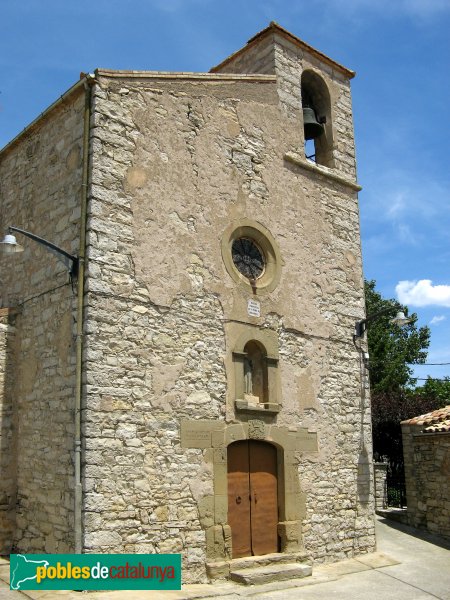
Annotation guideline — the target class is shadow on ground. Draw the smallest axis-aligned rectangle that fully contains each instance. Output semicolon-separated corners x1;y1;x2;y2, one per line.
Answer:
379;516;450;551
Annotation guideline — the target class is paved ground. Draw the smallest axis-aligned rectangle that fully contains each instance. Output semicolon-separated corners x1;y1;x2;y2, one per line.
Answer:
1;516;449;600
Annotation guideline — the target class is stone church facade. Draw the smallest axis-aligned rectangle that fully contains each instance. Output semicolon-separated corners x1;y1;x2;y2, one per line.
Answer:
0;23;375;583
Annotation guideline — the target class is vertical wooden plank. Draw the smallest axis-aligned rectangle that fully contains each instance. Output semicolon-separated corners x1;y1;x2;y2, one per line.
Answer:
227;441;251;558
249;441;279;555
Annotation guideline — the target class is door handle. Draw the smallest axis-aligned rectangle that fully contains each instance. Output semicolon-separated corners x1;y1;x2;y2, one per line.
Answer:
236;496;242;504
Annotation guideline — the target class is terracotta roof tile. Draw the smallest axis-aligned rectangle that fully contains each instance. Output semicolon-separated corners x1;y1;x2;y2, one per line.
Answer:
401;405;450;433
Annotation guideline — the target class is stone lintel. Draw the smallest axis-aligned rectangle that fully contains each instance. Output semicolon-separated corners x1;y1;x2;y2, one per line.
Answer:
269;426;318;452
181;420;317;452
296;428;319;452
224;423;247;446
180;420;225;448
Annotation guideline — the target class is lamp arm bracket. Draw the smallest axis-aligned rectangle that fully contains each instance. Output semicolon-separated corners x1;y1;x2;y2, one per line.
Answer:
9;226;79;276
354;305;400;338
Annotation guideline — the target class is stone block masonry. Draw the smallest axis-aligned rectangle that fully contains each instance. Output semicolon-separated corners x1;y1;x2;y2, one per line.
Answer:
373;462;387;511
0;309;17;553
0;87;85;553
402;420;450;538
82;63;373;581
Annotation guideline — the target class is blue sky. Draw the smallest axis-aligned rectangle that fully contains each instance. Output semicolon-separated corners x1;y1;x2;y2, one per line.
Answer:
1;0;449;382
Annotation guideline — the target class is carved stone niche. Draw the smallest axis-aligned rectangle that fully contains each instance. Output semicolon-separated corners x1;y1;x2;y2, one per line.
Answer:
231;326;281;415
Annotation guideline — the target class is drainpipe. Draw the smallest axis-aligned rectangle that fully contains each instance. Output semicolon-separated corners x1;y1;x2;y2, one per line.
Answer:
74;73;95;553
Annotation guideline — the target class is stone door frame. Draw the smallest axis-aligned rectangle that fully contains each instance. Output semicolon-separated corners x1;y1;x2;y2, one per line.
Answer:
180;418;318;577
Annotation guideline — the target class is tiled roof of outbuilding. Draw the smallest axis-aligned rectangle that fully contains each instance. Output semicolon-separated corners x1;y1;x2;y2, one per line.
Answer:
401;405;450;433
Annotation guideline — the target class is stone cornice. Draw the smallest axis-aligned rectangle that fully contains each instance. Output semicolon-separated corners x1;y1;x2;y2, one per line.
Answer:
96;69;276;83
284;151;362;192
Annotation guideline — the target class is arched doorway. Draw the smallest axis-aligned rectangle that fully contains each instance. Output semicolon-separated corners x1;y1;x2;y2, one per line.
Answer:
227;440;279;558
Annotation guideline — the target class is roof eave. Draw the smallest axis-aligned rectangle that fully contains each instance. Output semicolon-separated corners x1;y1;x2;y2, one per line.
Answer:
0;75;92;160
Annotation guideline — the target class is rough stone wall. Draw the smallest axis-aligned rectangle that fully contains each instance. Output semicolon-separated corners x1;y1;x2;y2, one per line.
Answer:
0;309;17;553
402;426;450;538
84;68;373;582
0;90;84;552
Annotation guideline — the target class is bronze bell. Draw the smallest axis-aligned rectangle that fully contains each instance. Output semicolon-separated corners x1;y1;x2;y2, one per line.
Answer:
303;107;324;140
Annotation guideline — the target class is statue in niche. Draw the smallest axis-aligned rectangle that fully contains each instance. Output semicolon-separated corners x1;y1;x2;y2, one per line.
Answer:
246;341;268;404
243;353;261;405
244;357;253;395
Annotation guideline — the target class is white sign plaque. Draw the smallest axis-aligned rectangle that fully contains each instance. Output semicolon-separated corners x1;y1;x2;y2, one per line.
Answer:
247;299;261;317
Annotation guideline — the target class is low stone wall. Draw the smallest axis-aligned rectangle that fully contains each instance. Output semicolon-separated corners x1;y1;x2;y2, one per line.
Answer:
402;425;450;538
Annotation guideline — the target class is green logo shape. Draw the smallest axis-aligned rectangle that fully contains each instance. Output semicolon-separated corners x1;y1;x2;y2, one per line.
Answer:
10;554;181;591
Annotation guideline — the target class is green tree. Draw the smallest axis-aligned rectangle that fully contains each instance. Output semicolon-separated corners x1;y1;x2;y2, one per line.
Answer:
364;280;432;484
364;279;430;394
409;376;450;407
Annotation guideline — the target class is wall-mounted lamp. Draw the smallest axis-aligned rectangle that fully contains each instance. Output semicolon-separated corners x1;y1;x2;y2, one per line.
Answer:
354;306;412;339
0;226;79;277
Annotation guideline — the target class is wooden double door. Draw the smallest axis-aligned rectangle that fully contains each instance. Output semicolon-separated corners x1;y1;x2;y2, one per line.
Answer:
227;440;279;558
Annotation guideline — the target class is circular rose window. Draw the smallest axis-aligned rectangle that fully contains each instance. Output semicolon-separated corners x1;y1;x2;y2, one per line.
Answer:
221;219;282;295
231;237;265;280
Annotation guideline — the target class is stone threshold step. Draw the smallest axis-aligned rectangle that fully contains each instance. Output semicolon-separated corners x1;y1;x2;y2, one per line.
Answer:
230;551;308;571
230;562;312;585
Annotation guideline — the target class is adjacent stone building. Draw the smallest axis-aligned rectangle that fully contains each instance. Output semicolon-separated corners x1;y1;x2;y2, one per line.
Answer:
401;406;450;539
0;22;375;583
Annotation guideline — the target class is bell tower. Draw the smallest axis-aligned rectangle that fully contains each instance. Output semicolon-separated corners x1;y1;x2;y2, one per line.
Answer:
208;21;370;573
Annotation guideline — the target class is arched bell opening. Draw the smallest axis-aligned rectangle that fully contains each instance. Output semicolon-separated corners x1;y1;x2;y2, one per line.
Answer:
301;70;334;168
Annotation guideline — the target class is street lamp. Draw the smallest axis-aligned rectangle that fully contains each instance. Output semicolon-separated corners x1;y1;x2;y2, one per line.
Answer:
0;226;79;277
354;306;412;340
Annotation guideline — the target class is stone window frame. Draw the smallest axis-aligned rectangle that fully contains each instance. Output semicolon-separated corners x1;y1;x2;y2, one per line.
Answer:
221;218;282;296
231;326;281;415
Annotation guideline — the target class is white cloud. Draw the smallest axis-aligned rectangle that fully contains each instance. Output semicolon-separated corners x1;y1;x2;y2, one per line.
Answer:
430;315;446;325
361;173;448;251
386;191;407;219
396;279;450;307
365;176;446;225
397;223;418;245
